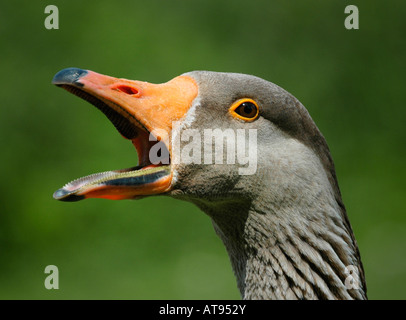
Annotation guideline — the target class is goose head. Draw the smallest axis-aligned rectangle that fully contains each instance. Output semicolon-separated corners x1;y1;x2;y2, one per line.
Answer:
52;68;367;299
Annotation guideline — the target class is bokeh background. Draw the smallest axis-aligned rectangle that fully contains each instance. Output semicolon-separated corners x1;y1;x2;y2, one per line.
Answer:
0;0;405;299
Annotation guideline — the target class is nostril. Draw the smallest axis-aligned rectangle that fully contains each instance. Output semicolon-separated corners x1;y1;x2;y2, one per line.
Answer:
115;85;139;95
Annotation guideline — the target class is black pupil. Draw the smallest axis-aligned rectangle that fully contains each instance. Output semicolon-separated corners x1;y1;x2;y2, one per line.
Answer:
239;102;256;117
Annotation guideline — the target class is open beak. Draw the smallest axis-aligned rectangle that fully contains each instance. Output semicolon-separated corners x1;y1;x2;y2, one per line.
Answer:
52;68;197;201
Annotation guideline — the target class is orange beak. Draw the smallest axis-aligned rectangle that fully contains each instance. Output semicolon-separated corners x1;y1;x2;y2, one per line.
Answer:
52;68;198;201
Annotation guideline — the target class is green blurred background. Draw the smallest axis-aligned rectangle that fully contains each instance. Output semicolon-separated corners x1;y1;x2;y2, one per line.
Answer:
0;0;405;299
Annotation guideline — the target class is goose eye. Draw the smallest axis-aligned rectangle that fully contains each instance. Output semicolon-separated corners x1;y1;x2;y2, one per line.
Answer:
229;99;259;121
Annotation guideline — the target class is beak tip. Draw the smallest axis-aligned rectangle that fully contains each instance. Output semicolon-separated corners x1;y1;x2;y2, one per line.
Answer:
52;68;88;86
53;188;85;202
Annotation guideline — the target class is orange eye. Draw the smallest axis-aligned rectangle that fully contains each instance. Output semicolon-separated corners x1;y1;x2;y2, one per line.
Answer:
229;98;259;121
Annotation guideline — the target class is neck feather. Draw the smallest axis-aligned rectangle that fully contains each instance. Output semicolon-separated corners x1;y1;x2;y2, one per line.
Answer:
195;190;367;300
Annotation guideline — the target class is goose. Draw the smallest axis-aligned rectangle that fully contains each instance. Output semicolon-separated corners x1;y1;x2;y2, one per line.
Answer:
52;68;367;300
